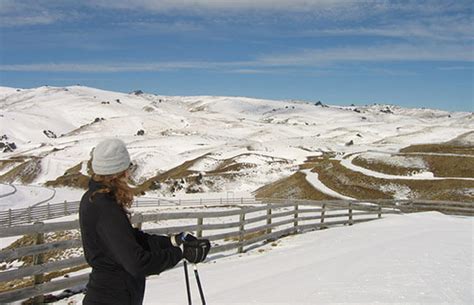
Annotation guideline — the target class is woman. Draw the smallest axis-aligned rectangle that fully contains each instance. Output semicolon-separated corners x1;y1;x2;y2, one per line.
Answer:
79;139;210;305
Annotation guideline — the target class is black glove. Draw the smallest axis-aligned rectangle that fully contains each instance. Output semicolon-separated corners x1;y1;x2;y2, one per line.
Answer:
171;232;197;247
183;239;211;264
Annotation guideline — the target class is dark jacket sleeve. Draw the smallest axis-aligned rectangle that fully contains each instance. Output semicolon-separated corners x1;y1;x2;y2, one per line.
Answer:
133;228;151;250
96;201;182;278
133;228;174;250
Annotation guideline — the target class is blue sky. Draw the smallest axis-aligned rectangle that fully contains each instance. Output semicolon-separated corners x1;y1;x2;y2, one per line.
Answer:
0;0;472;111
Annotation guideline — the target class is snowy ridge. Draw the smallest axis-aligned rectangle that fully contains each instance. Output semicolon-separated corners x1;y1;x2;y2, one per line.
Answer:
0;85;473;196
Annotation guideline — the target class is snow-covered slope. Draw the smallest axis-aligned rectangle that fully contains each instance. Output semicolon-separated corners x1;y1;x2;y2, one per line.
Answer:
57;212;473;305
0;85;473;197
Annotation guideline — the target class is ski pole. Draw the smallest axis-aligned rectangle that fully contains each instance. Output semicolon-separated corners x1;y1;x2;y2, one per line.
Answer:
193;264;206;305
183;261;192;305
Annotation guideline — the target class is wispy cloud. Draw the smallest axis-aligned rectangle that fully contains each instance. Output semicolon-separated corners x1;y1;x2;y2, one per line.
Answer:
437;65;473;71
0;0;77;27
300;20;474;42
88;0;355;13
1;42;472;73
0;61;250;73
258;44;474;66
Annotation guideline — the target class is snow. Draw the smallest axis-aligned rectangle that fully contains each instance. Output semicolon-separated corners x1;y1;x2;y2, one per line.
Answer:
357;152;428;169
54;212;473;305
0;185;55;210
1;85;472;193
0;185;84;211
302;169;355;200
1;86;473;305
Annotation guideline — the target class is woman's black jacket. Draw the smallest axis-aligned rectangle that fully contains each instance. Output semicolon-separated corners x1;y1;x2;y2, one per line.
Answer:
79;179;183;305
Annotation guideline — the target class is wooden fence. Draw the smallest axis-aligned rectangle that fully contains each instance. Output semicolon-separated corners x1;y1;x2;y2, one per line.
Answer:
0;197;260;227
0;199;398;304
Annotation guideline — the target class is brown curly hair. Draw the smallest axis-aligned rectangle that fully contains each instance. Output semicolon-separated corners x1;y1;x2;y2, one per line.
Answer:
89;171;134;212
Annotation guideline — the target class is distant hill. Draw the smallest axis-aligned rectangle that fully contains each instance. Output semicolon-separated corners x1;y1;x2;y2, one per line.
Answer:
0;85;473;201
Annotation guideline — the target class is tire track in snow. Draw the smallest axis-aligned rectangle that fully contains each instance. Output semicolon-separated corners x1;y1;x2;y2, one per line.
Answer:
341;152;474;181
0;184;17;198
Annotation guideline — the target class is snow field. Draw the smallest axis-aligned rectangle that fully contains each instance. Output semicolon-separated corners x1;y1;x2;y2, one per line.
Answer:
54;212;473;305
2;85;473;196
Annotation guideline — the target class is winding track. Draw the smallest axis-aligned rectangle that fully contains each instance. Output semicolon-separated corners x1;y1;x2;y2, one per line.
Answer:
339;151;474;181
0;184;17;198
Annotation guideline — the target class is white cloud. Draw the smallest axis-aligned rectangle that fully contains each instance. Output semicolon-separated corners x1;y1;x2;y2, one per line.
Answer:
301;20;474;42
1;43;472;73
0;14;59;26
0;61;250;73
0;1;70;26
257;44;474;66
89;0;355;12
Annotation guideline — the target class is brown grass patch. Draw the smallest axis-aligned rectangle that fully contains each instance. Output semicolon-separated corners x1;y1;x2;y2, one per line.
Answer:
136;154;210;194
352;156;423;176
209;162;256;174
0;158;42;184
0;230;85;293
422;155;474;178
224;230;267;242
0;264;89;293
352;153;473;178
400;144;474;155
45;162;91;189
254;171;336;200
312;159;474;201
313;159;391;199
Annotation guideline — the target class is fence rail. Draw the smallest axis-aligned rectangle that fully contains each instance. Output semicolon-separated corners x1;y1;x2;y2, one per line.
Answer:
1;196;472;228
0;197;260;227
0;199;404;303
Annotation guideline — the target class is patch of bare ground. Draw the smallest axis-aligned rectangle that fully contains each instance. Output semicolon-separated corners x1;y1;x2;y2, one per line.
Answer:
312;159;474;201
400;143;474;155
0;230;86;293
352;156;423;176
0;157;25;174
312;159;391;199
421;155;474;178
225;230;267;242
0;157;42;184
45;162;91;189
138;152;290;195
254;171;336;200
136;153;211;194
208;162;256;174
208;153;288;174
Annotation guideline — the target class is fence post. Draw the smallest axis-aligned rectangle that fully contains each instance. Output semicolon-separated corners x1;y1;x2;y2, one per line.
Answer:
158;199;160;206
220;197;222;205
197;217;203;238
47;202;51;219
32;222;45;305
238;209;246;253
266;203;272;241
64;200;68;215
200;198;202;206
378;205;382;218
27;207;32;223
320;203;326;229
293;204;299;233
8;208;12;227
348;202;353;226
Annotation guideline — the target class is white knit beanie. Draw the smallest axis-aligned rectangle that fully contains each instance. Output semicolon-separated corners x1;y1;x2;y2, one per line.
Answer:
92;139;131;175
